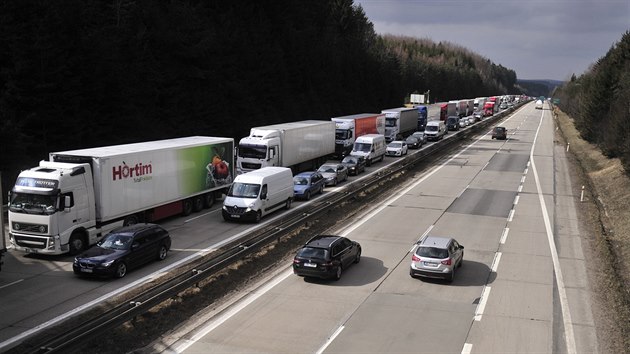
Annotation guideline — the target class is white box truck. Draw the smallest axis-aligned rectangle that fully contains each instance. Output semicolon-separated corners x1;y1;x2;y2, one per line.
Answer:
222;167;294;223
381;107;417;143
237;120;335;174
8;136;234;255
331;113;385;159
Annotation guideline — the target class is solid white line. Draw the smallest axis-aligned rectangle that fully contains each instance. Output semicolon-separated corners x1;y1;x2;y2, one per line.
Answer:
474;286;491;321
0;279;24;290
316;325;345;354
508;209;515;222
172;268;293;353
0;221;271;352
491;252;502;273
530;109;577;353
461;343;473;354
500;228;510;244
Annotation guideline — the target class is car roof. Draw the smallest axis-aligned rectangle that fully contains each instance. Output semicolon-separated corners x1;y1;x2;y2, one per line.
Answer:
419;236;453;249
304;235;342;248
111;223;160;235
295;171;316;177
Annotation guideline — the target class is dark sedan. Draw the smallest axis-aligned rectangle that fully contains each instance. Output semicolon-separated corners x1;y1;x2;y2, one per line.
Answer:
73;223;171;278
293;235;361;280
492;126;508;140
341;155;366;175
404;135;423;149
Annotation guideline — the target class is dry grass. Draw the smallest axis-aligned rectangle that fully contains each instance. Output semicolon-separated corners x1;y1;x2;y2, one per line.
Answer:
554;107;630;353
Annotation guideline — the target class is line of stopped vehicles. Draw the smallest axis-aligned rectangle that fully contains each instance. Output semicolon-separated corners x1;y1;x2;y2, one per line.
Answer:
5;95;533;279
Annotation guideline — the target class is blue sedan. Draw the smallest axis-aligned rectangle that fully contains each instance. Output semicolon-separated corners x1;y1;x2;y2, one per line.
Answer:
293;171;326;200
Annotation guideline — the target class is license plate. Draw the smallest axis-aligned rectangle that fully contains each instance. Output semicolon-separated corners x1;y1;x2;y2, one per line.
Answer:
304;263;317;268
232;214;240;218
80;268;93;273
25;248;37;254
424;262;438;266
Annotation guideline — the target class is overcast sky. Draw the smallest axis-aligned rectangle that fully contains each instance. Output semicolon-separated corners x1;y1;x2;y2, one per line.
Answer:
354;0;629;81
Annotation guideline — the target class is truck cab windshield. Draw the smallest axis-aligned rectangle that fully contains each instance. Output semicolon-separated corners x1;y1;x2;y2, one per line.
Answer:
9;192;57;215
385;118;397;127
228;182;261;198
238;144;267;159
335;129;350;140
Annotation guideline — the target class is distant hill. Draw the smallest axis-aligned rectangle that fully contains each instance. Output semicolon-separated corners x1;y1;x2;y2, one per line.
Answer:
516;79;565;97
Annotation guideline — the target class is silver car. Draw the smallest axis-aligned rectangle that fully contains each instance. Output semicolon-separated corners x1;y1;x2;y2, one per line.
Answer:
317;163;349;186
409;236;464;282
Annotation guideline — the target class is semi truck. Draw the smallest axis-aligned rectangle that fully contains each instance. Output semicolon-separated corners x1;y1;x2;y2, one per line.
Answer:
237;120;335;174
331;113;385;159
474;97;487;112
8;136;234;255
483;101;496;116
381;107;418;143
416;105;428;131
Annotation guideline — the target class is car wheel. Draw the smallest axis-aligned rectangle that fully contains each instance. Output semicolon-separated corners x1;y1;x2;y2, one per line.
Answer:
458;252;464;268
157;244;168;261
354;249;361;264
333;178;338;186
305;191;311;200
320;184;324;194
409;268;416;278
114;262;127;278
447;268;455;283
334;266;342;281
285;198;292;210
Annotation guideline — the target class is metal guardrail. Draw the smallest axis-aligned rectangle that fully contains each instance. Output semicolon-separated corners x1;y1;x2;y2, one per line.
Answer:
14;105;520;354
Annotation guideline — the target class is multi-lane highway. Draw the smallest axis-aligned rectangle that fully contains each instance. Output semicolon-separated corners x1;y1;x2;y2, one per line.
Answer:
0;102;598;353
152;102;597;353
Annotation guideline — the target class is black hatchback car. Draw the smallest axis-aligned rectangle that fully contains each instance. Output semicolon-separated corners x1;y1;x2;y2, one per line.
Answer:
73;223;171;278
492;126;507;140
293;235;361;280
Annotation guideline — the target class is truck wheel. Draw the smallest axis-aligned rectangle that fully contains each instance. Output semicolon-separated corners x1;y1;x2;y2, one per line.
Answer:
182;199;193;216
123;214;140;226
68;233;86;255
193;196;204;212
203;193;215;208
114;262;127;278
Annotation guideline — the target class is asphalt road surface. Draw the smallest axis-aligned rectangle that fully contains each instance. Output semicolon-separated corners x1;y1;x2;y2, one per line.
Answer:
159;102;597;353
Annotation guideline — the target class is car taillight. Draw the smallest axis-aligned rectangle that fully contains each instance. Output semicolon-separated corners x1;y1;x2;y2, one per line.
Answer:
412;255;421;262
441;258;452;265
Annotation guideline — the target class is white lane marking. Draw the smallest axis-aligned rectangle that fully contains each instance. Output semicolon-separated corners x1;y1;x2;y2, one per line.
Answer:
316;325;345;354
524;168;528;174
474;286;491;321
514;195;520;205
491;252;502;273
518;185;523;193
521;176;526;183
0;221;273;352
530;109;577;353
0;279;24;290
500;228;510;244
508;209;515;222
462;343;473;354
172;268;293;353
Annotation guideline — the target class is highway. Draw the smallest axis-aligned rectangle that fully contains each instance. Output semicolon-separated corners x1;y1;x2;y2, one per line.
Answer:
155;102;597;353
0;101;598;353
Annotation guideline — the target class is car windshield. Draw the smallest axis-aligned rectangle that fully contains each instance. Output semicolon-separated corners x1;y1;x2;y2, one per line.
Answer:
342;157;357;164
318;165;336;173
99;234;133;250
227;182;260;198
297;247;329;260
425;125;438;132
353;142;371;152
293;177;309;185
389;142;401;148
416;246;449;259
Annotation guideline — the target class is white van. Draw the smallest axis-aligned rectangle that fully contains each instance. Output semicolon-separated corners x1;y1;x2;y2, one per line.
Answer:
424;120;447;141
222;167;294;222
350;134;386;166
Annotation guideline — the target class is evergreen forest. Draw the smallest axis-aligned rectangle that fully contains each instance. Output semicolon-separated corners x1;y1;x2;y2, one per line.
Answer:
553;31;630;174
1;0;524;196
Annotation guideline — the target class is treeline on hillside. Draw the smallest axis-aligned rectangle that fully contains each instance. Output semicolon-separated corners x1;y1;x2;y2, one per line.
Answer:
0;0;519;198
553;31;630;174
